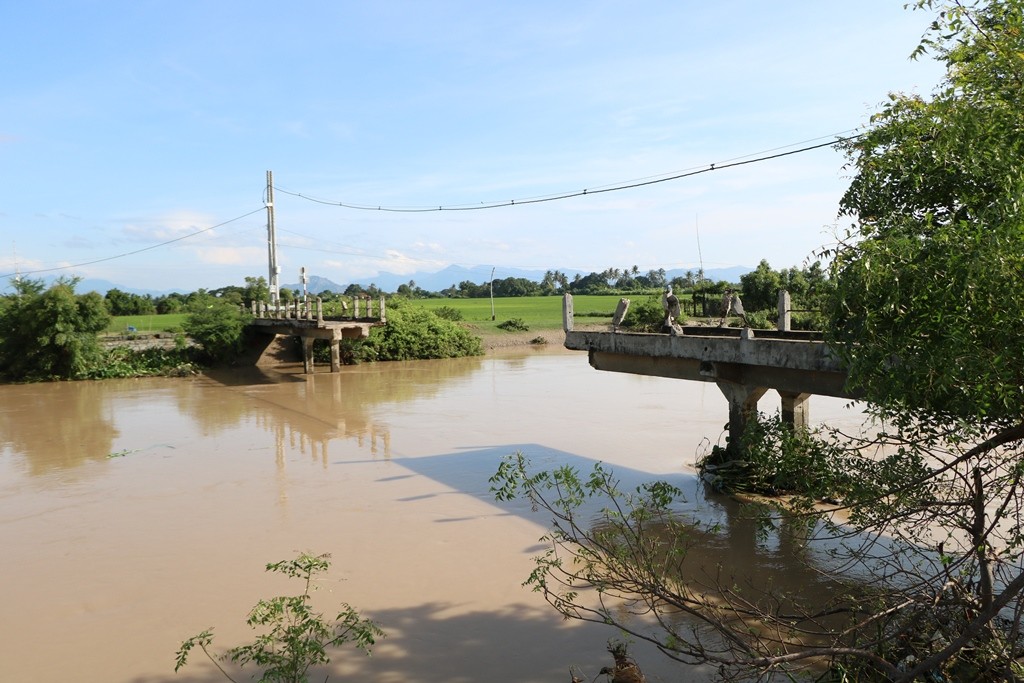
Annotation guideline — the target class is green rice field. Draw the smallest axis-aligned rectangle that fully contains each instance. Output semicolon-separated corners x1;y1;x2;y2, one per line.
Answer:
102;293;668;336
409;293;661;332
106;313;187;334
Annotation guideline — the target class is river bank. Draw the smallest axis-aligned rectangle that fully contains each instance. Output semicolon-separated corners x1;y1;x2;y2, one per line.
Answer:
475;327;567;351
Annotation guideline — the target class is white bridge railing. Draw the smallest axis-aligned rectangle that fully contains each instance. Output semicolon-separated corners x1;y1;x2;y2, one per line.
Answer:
250;296;386;324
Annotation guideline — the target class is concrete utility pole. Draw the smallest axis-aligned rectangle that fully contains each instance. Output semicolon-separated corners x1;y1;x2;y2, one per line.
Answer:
266;170;280;304
489;266;496;321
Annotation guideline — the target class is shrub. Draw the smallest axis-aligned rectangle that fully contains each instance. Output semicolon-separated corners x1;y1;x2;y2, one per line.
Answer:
697;412;855;503
183;299;252;363
85;347;197;379
497;318;529;332
361;306;482;361
0;277;110;381
742;309;772;329
432;305;463;321
176;553;383;683
622;296;664;332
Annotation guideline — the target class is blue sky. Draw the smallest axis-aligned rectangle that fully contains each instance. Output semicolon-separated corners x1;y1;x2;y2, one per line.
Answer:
2;2;945;292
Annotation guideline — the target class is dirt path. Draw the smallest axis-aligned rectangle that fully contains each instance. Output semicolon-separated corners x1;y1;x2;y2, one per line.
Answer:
476;328;568;351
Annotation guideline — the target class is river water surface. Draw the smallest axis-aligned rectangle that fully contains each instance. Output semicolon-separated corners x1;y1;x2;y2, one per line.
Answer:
0;347;863;682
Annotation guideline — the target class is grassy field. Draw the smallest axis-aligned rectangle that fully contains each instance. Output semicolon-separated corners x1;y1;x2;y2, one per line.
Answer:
106;313;187;334
409;294;659;332
101;293;667;336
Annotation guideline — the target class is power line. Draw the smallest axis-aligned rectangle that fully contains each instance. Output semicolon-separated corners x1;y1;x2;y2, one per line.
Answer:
274;133;860;213
0;207;265;280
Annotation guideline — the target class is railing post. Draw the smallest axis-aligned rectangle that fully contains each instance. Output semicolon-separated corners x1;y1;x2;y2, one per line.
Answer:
778;290;791;332
316;297;323;324
379;295;386;322
562;293;574;332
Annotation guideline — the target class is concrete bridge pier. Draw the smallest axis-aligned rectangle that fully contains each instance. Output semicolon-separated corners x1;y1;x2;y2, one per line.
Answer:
298;337;345;373
716;381;768;453
779;391;811;431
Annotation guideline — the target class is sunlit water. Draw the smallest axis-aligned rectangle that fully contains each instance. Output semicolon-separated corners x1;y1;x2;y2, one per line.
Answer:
0;347;865;682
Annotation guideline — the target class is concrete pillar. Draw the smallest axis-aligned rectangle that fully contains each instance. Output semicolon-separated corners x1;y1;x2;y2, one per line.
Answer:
330;339;341;373
716;381;767;456
302;337;315;374
563;294;574;331
778;290;791;332
779;391;811;431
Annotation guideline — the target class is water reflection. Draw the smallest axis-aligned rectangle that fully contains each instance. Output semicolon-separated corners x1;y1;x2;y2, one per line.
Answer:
0;381;119;476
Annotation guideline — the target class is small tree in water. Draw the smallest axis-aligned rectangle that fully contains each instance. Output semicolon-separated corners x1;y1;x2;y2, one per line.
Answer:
175;553;383;683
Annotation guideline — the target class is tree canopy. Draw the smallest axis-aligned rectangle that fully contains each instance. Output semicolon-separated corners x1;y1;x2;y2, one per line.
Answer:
828;0;1024;426
0;278;110;381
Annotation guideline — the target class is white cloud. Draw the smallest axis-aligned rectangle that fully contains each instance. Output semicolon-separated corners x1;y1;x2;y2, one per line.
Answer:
190;245;264;266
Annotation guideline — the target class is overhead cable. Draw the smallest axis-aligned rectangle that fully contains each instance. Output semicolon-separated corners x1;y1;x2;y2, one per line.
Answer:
274;134;861;213
0;207;266;280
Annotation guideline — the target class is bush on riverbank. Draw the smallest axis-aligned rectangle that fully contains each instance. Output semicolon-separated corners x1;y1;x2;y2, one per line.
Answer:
360;304;483;362
0;278;111;381
85;346;199;379
183;297;253;363
312;303;483;365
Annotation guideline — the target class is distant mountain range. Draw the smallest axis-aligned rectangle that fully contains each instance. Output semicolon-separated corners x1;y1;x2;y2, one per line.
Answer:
2;264;753;297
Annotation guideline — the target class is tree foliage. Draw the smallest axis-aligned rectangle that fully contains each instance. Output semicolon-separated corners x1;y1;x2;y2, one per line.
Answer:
176;553;383;683
814;3;1024;676
828;0;1024;425
0;277;110;381
358;302;483;361
183;295;252;363
104;287;157;316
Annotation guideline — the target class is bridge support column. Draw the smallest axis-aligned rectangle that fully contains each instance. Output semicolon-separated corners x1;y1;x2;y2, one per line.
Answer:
330;339;341;372
716;381;767;456
302;337;315;374
779;391;811;431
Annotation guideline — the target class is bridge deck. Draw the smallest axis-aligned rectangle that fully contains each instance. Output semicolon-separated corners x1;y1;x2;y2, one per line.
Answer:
564;327;854;399
564;325;857;454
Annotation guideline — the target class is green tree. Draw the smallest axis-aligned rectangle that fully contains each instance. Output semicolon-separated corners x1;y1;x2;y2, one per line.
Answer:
816;3;1024;676
183;295;252;363
492;276;540;297
155;292;187;314
0;278;110;381
739;259;782;311
343;283;365;297
243;276;270;305
568;271;612;295
104;287;156;316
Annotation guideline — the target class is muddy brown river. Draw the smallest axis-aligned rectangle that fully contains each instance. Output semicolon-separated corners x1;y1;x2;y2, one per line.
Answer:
0;347;863;682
